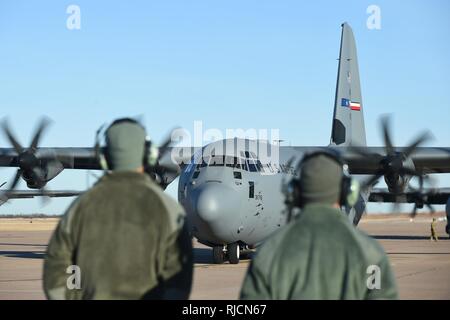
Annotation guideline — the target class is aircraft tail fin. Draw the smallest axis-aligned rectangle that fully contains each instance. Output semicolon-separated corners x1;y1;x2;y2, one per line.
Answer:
330;23;367;147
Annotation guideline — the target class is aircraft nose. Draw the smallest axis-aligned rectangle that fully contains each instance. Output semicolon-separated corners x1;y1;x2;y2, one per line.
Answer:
195;183;238;223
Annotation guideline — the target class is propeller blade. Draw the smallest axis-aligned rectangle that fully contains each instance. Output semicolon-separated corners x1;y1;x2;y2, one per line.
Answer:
403;131;433;159
380;116;394;156
418;174;424;188
89;171;100;179
361;172;383;189
9;169;23;191
411;204;418;218
400;167;422;178
30;117;51;150
156;127;181;160
153;164;180;176
38;187;51;207
1;120;23;153
391;201;401;215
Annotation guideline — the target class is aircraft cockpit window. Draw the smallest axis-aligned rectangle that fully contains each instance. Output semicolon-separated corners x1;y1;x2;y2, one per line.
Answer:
209;156;225;167
202;154;265;172
225;156;241;169
209;155;225;167
256;160;264;172
247;159;258;172
240;159;248;171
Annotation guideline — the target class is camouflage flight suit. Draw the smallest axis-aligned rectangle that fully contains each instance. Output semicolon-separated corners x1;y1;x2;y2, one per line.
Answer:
43;171;193;300
240;204;398;300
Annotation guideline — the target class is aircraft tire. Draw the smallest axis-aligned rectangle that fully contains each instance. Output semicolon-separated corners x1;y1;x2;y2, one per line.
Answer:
213;246;225;264
228;243;240;264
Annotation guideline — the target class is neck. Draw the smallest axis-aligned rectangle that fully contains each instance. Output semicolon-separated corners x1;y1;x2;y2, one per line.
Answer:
332;202;341;209
135;166;144;173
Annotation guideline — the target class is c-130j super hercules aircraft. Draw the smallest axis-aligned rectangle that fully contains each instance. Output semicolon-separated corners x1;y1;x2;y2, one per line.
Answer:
1;23;449;264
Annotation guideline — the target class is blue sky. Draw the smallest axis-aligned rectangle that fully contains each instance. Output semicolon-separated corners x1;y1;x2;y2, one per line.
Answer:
0;0;449;214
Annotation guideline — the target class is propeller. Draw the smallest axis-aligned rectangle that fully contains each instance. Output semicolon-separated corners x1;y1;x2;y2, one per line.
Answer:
351;115;434;214
1;117;61;204
145;128;182;188
408;174;438;218
353;116;432;190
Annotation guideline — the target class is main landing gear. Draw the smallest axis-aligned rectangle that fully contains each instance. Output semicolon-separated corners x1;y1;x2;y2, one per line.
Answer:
212;242;240;264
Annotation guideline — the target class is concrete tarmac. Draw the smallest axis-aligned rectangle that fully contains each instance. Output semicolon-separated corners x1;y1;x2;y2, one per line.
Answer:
0;216;449;300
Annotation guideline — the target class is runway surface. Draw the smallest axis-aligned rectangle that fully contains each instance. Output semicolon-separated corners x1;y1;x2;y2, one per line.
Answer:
0;215;449;300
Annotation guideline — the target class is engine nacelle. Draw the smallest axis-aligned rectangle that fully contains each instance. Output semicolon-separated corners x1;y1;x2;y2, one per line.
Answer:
21;160;64;189
22;170;47;189
384;174;409;193
384;156;415;193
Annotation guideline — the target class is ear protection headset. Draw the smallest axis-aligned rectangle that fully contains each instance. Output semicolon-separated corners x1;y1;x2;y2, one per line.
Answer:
94;118;159;171
286;150;360;209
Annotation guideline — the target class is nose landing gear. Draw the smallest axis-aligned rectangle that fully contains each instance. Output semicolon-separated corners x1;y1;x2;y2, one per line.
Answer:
212;246;225;264
227;243;240;264
212;242;241;264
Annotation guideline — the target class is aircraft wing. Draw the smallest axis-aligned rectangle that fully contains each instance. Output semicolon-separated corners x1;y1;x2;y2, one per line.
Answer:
369;187;450;204
0;146;199;187
0;147;100;170
287;146;450;175
0;190;82;205
1;146;449;173
0;147;199;169
340;146;450;174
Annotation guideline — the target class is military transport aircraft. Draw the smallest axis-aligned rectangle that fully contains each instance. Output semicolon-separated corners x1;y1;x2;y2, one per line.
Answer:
1;23;449;264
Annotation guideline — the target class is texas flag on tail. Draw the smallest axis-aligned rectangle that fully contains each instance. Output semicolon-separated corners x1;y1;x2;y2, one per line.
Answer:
341;98;361;111
350;101;361;111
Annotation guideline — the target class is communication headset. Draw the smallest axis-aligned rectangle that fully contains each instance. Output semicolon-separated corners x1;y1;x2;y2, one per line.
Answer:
286;150;360;209
94;118;159;171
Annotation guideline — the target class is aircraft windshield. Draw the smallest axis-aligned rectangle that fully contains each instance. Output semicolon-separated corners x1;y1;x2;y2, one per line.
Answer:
195;155;265;172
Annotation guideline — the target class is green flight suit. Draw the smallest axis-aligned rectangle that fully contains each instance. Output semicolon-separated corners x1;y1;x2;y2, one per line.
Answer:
240;204;398;300
43;171;193;300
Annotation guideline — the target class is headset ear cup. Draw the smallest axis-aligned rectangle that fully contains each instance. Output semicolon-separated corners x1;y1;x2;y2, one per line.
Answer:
292;179;301;208
94;124;108;171
148;144;159;167
340;176;349;206
295;184;302;208
98;153;108;171
143;140;159;167
286;179;298;207
345;179;360;207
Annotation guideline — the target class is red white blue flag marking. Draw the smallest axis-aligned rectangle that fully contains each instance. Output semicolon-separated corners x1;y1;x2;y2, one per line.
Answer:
341;98;361;111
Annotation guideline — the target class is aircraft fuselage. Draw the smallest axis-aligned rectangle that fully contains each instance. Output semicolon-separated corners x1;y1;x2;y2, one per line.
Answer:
177;139;368;259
